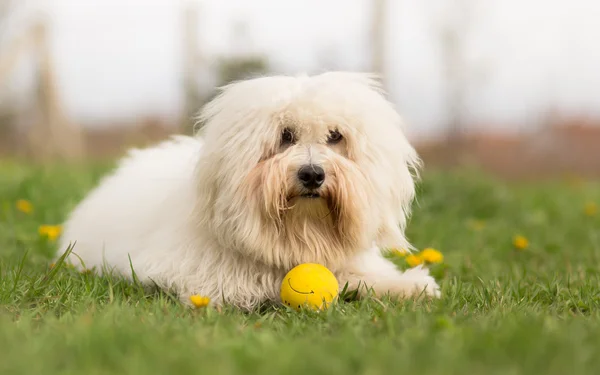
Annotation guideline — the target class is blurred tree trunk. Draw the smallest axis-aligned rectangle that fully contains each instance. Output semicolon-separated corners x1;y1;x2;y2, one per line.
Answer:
27;20;85;161
441;24;466;151
371;0;387;90
438;0;481;165
181;3;204;134
1;7;85;161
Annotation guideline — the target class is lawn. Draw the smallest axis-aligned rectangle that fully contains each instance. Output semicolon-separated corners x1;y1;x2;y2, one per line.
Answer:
1;160;599;375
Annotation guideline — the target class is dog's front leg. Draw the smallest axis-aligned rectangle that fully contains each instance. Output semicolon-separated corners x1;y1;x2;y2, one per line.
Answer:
338;247;440;299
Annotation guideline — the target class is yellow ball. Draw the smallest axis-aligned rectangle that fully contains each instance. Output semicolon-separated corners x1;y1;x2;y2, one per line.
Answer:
280;263;339;311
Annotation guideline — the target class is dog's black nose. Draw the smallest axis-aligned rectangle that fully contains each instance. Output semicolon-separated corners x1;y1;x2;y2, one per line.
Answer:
297;165;325;189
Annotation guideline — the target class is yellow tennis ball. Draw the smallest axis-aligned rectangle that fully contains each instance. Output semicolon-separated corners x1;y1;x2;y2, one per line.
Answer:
280;263;339;311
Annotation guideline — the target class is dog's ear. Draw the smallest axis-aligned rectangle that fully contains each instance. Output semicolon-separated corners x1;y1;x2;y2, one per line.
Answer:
372;124;422;253
375;159;420;252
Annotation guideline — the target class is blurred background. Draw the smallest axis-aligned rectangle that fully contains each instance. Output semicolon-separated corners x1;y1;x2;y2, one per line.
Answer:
1;0;599;178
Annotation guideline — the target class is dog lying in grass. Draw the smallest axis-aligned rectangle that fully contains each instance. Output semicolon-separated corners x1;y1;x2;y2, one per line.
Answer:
57;72;440;308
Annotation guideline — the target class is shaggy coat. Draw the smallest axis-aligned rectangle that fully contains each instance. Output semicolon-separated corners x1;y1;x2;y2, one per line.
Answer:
58;72;440;309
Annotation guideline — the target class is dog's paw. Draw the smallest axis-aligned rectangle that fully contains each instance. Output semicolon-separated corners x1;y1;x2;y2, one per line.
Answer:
399;265;441;298
367;265;440;299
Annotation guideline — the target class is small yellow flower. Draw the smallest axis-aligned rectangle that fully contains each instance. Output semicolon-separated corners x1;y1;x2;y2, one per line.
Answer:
566;175;583;188
420;248;444;264
38;225;62;241
16;199;33;214
49;262;74;270
584;202;597;217
390;248;408;257
513;235;529;250
190;295;211;308
405;254;424;267
466;219;486;231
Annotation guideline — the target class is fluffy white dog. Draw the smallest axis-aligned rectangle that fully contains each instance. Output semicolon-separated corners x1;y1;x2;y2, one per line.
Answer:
57;72;440;309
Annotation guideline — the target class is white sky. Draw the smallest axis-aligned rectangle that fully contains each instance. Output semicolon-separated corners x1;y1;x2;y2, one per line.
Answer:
2;0;600;138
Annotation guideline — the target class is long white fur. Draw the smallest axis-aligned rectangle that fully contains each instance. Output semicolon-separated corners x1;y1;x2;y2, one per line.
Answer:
58;72;440;309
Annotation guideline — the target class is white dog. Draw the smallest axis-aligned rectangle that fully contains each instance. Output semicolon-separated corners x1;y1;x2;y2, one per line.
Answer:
57;72;440;309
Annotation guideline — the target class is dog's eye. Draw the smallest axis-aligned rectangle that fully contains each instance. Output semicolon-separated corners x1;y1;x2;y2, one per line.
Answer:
281;128;295;146
327;130;343;144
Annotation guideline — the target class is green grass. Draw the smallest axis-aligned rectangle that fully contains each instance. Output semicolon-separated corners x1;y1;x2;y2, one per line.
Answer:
1;160;600;375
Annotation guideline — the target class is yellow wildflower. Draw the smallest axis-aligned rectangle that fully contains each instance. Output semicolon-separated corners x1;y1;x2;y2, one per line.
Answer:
190;295;211;308
584;202;597;217
466;219;485;231
53;262;75;270
513;235;529;250
566;175;583;188
420;248;444;264
390;248;408;257
38;225;62;241
16;199;33;214
405;254;424;267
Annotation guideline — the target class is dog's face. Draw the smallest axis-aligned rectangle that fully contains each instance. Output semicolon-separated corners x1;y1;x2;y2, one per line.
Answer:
195;72;420;270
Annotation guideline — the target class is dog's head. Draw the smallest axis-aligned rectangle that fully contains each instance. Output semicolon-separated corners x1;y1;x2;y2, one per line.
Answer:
194;72;420;270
